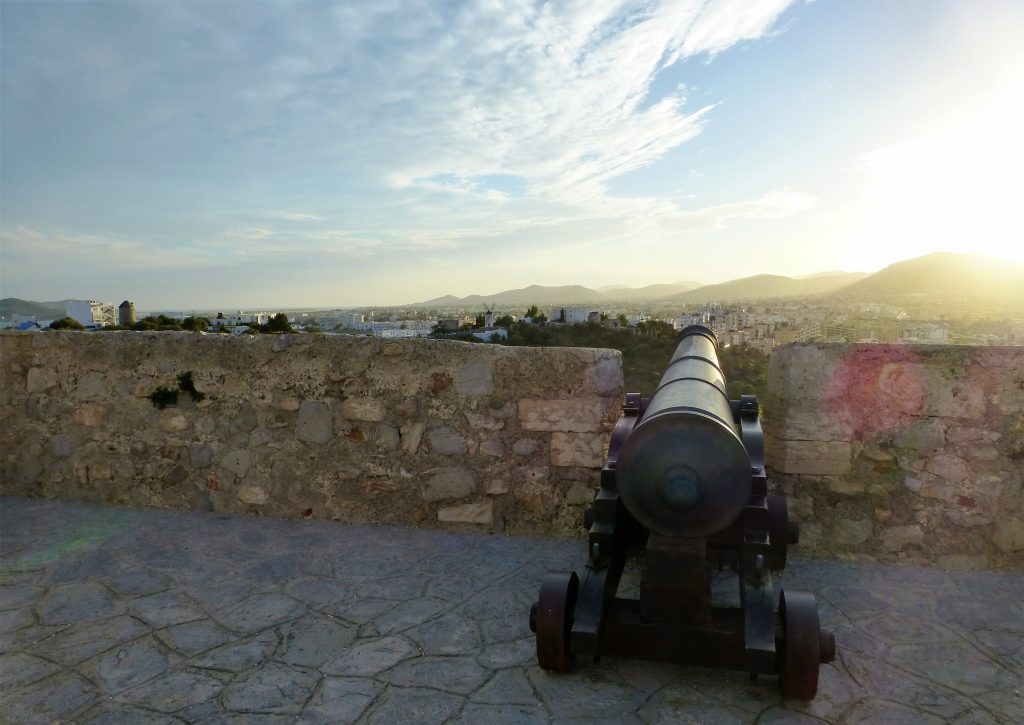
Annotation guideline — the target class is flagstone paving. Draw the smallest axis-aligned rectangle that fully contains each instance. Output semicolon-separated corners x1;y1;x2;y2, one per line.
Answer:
1;497;1021;723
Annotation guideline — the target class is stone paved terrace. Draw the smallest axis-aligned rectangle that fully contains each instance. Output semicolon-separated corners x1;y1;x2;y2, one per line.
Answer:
1;498;1021;724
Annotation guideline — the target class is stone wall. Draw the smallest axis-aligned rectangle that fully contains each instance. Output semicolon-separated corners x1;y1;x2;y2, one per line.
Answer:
0;331;622;536
765;343;1024;568
4;331;1023;568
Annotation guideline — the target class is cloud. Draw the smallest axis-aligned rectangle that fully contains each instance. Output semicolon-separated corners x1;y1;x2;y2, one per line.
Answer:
268;212;327;222
2;1;802;303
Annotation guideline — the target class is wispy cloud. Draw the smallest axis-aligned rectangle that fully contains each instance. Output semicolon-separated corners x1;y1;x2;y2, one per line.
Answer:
2;1;805;304
268;212;327;222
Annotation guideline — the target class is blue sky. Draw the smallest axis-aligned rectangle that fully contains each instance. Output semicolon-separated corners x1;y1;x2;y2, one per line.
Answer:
2;0;1022;308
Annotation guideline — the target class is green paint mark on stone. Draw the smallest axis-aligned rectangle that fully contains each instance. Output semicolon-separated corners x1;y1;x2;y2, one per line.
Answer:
0;508;137;578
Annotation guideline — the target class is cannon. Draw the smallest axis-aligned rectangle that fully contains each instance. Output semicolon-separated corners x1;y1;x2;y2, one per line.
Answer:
529;325;835;699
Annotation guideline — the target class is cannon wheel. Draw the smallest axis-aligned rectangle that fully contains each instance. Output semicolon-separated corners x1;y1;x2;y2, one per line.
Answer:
779;589;822;699
534;571;579;672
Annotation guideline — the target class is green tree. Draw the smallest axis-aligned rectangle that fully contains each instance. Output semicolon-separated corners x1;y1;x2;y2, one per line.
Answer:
719;344;769;399
524;305;539;318
49;317;84;330
617;314;628;327
266;313;295;333
495;314;514;328
133;315;182;331
182;316;210;332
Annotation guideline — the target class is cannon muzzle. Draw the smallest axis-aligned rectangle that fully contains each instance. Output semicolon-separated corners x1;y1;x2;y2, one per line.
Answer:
615;325;751;537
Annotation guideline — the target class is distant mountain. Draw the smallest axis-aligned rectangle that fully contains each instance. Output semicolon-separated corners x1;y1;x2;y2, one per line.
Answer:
667;271;868;303
417;284;605;307
793;270;857;279
600;282;702;301
832;252;1024;301
0;298;66;319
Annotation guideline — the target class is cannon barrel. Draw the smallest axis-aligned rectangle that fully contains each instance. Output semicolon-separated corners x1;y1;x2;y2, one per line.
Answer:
615;325;752;537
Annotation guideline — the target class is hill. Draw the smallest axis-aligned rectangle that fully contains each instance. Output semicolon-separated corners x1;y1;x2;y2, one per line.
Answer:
667;271;867;303
417;284;605;307
600;281;702;301
0;298;66;319
831;252;1024;301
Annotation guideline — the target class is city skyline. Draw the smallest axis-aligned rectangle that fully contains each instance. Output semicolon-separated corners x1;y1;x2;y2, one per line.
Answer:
2;1;1022;308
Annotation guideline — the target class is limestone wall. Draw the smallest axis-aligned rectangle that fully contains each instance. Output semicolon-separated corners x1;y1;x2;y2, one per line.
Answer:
0;331;622;536
4;332;1023;568
765;343;1024;568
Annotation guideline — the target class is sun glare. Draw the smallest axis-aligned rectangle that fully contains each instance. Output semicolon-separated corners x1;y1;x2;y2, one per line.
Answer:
848;71;1024;268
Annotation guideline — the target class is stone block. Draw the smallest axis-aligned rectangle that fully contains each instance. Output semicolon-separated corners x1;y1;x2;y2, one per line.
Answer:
421;467;476;503
583;355;623;396
879;525;924;551
993;518;1024;553
893;418;945;452
190;444;214;469
340;398;386;422
231;401;258;433
565;481;595;505
464;410;504;431
766;437;851;476
427;426;467;455
832;519;872;546
49;434;74;459
27;366;58;392
400;422;425;455
513;480;558;516
944;510;992;528
77;372;107;400
518;399;606;433
512;438;539;457
279;397;301;411
961;445;999;461
946;426;1000;445
296;401;333;444
371;423;401;451
221;450;252;477
478;438;504;457
455;361;493;396
438;501;493;524
238;485;269;505
485;479;509;495
159;409;187;432
904;474;953;501
924;454;968;484
381;342;405;356
826;477;865;495
926;379;986;419
768;410;852;442
550;432;605;468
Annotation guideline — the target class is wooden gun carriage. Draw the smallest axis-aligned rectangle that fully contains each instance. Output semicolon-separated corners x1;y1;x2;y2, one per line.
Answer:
529;325;835;699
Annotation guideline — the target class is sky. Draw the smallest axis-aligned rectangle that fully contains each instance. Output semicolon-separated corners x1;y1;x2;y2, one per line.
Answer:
2;0;1022;309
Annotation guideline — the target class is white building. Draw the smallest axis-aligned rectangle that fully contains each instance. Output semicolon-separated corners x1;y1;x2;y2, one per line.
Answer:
550;307;600;324
470;327;508;342
675;312;711;329
66;300;116;328
210;312;270;327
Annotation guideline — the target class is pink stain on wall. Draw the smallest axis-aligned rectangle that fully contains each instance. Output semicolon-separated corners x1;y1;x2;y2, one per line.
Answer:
825;346;927;441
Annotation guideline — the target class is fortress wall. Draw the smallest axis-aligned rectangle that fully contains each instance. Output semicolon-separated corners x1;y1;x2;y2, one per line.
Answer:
3;331;1022;568
765;343;1024;568
0;331;622;537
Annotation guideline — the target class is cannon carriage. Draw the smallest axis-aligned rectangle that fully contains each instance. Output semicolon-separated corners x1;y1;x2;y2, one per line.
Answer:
529;325;835;699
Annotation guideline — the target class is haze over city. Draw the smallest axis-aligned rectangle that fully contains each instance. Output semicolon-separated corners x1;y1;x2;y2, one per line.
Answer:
2;0;1022;308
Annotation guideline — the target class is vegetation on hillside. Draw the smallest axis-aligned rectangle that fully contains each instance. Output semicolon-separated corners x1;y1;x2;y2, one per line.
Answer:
49;317;84;330
491;320;769;397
